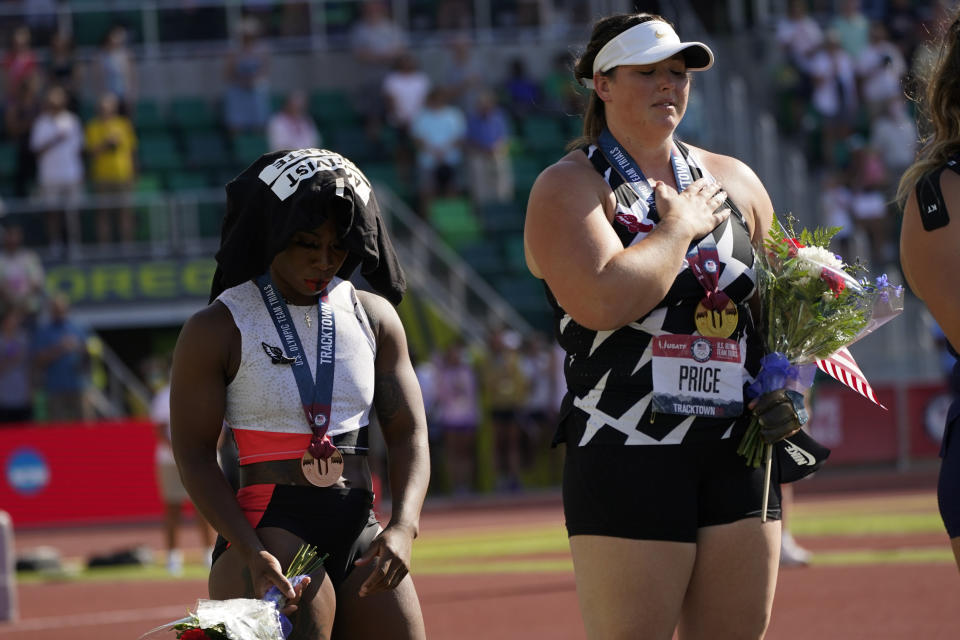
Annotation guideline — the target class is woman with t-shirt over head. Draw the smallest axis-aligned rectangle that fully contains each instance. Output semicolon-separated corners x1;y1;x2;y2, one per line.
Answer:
171;148;429;639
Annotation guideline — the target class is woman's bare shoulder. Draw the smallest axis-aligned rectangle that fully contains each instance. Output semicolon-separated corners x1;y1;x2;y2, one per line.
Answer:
687;144;761;186
176;301;238;359
528;149;610;212
535;149;598;183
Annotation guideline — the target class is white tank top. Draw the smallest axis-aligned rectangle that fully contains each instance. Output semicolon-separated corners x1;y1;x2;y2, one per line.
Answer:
217;277;376;461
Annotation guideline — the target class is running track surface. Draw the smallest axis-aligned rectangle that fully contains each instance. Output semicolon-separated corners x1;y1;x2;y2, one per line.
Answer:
2;478;959;639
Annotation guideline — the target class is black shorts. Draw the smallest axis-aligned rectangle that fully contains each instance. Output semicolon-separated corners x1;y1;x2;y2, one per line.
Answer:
212;485;380;588
562;437;781;543
938;423;960;538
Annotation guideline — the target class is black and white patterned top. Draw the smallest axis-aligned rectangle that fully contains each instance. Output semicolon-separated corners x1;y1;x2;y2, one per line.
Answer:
548;142;763;447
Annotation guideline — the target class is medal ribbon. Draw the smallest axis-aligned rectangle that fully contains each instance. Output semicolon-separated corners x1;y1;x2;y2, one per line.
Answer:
597;128;694;220
686;242;730;310
256;273;337;460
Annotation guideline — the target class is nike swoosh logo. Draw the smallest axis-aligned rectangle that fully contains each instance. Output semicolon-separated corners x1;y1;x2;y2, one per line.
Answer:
783;439;817;466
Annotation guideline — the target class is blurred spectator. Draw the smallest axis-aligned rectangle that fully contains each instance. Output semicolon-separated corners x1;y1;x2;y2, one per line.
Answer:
440;33;486;113
433;341;479;494
848;138;891;267
147;360;215;574
870;97;917;186
479;327;529;492
807;32;859;165
266;89;320;151
45;31;80;111
820;169;854;259
4;69;43;198
22;0;57;46
0;223;45;324
95;24;136;114
502;57;541;121
223;17;271;134
773;0;823;130
278;3;311;38
775;0;824;69
465;90;513;205
383;52;430;133
382;52;430;182
410;87;466;211
32;293;90;422
85;92;137;247
829;0;871;59
883;0;923;61
411;348;438;434
855;21;907;118
542;50;584;115
0;307;33;425
30;85;83;255
241;0;275;29
351;1;408;66
2;25;38;95
350;0;409;132
436;0;472;30
520;332;557;453
676;83;707;144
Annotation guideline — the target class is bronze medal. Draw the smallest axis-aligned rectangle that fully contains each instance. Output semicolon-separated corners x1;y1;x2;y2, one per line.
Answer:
694;298;739;338
301;448;344;487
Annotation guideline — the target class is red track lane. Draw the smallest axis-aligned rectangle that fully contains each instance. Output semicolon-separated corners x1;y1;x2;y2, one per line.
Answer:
2;480;958;639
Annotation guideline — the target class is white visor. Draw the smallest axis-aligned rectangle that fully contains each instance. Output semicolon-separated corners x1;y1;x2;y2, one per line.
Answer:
581;21;714;89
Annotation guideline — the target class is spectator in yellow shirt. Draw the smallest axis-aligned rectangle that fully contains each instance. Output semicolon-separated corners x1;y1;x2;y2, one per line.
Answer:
85;92;137;246
479;327;529;492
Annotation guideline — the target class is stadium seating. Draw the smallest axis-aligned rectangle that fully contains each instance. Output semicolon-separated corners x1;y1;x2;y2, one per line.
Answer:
183;131;231;171
137;133;182;173
169;97;219;131
0;142;16;179
427;197;482;251
132;100;168;133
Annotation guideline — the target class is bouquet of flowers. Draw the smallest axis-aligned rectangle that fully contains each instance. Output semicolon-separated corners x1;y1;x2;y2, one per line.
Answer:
140;544;327;640
736;216;903;497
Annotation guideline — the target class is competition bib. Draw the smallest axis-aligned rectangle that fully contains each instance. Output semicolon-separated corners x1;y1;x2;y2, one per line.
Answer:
651;335;744;417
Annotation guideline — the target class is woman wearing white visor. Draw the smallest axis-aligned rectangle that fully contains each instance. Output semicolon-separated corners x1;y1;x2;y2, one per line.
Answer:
526;13;797;640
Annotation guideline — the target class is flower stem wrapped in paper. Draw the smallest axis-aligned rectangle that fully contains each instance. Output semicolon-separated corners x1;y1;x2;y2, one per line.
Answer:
139;544;327;640
738;216;904;519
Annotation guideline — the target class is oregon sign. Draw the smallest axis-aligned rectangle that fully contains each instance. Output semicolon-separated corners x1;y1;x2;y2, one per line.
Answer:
45;258;216;304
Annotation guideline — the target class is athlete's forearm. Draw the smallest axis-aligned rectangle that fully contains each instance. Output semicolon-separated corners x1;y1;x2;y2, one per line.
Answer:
177;452;264;558
383;434;430;537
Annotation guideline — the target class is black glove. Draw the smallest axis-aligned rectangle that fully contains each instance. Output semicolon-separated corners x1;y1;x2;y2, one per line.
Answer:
753;388;808;444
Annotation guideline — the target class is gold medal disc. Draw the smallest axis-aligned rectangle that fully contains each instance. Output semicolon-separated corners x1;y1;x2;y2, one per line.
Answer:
694;299;739;338
301;448;344;487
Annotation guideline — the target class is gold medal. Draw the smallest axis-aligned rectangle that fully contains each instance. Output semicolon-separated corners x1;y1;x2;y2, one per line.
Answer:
301;448;344;487
694;298;739;338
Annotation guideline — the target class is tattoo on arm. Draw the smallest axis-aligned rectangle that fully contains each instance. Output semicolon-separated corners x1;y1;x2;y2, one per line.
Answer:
374;372;408;422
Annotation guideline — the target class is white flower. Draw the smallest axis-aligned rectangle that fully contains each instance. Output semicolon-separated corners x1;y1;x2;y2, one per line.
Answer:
196;599;284;640
795;246;844;277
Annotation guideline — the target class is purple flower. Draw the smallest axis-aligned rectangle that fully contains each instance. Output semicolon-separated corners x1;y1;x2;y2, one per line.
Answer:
873;274;899;303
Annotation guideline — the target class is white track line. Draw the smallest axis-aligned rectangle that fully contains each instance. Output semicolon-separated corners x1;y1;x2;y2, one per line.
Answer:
0;605;188;632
